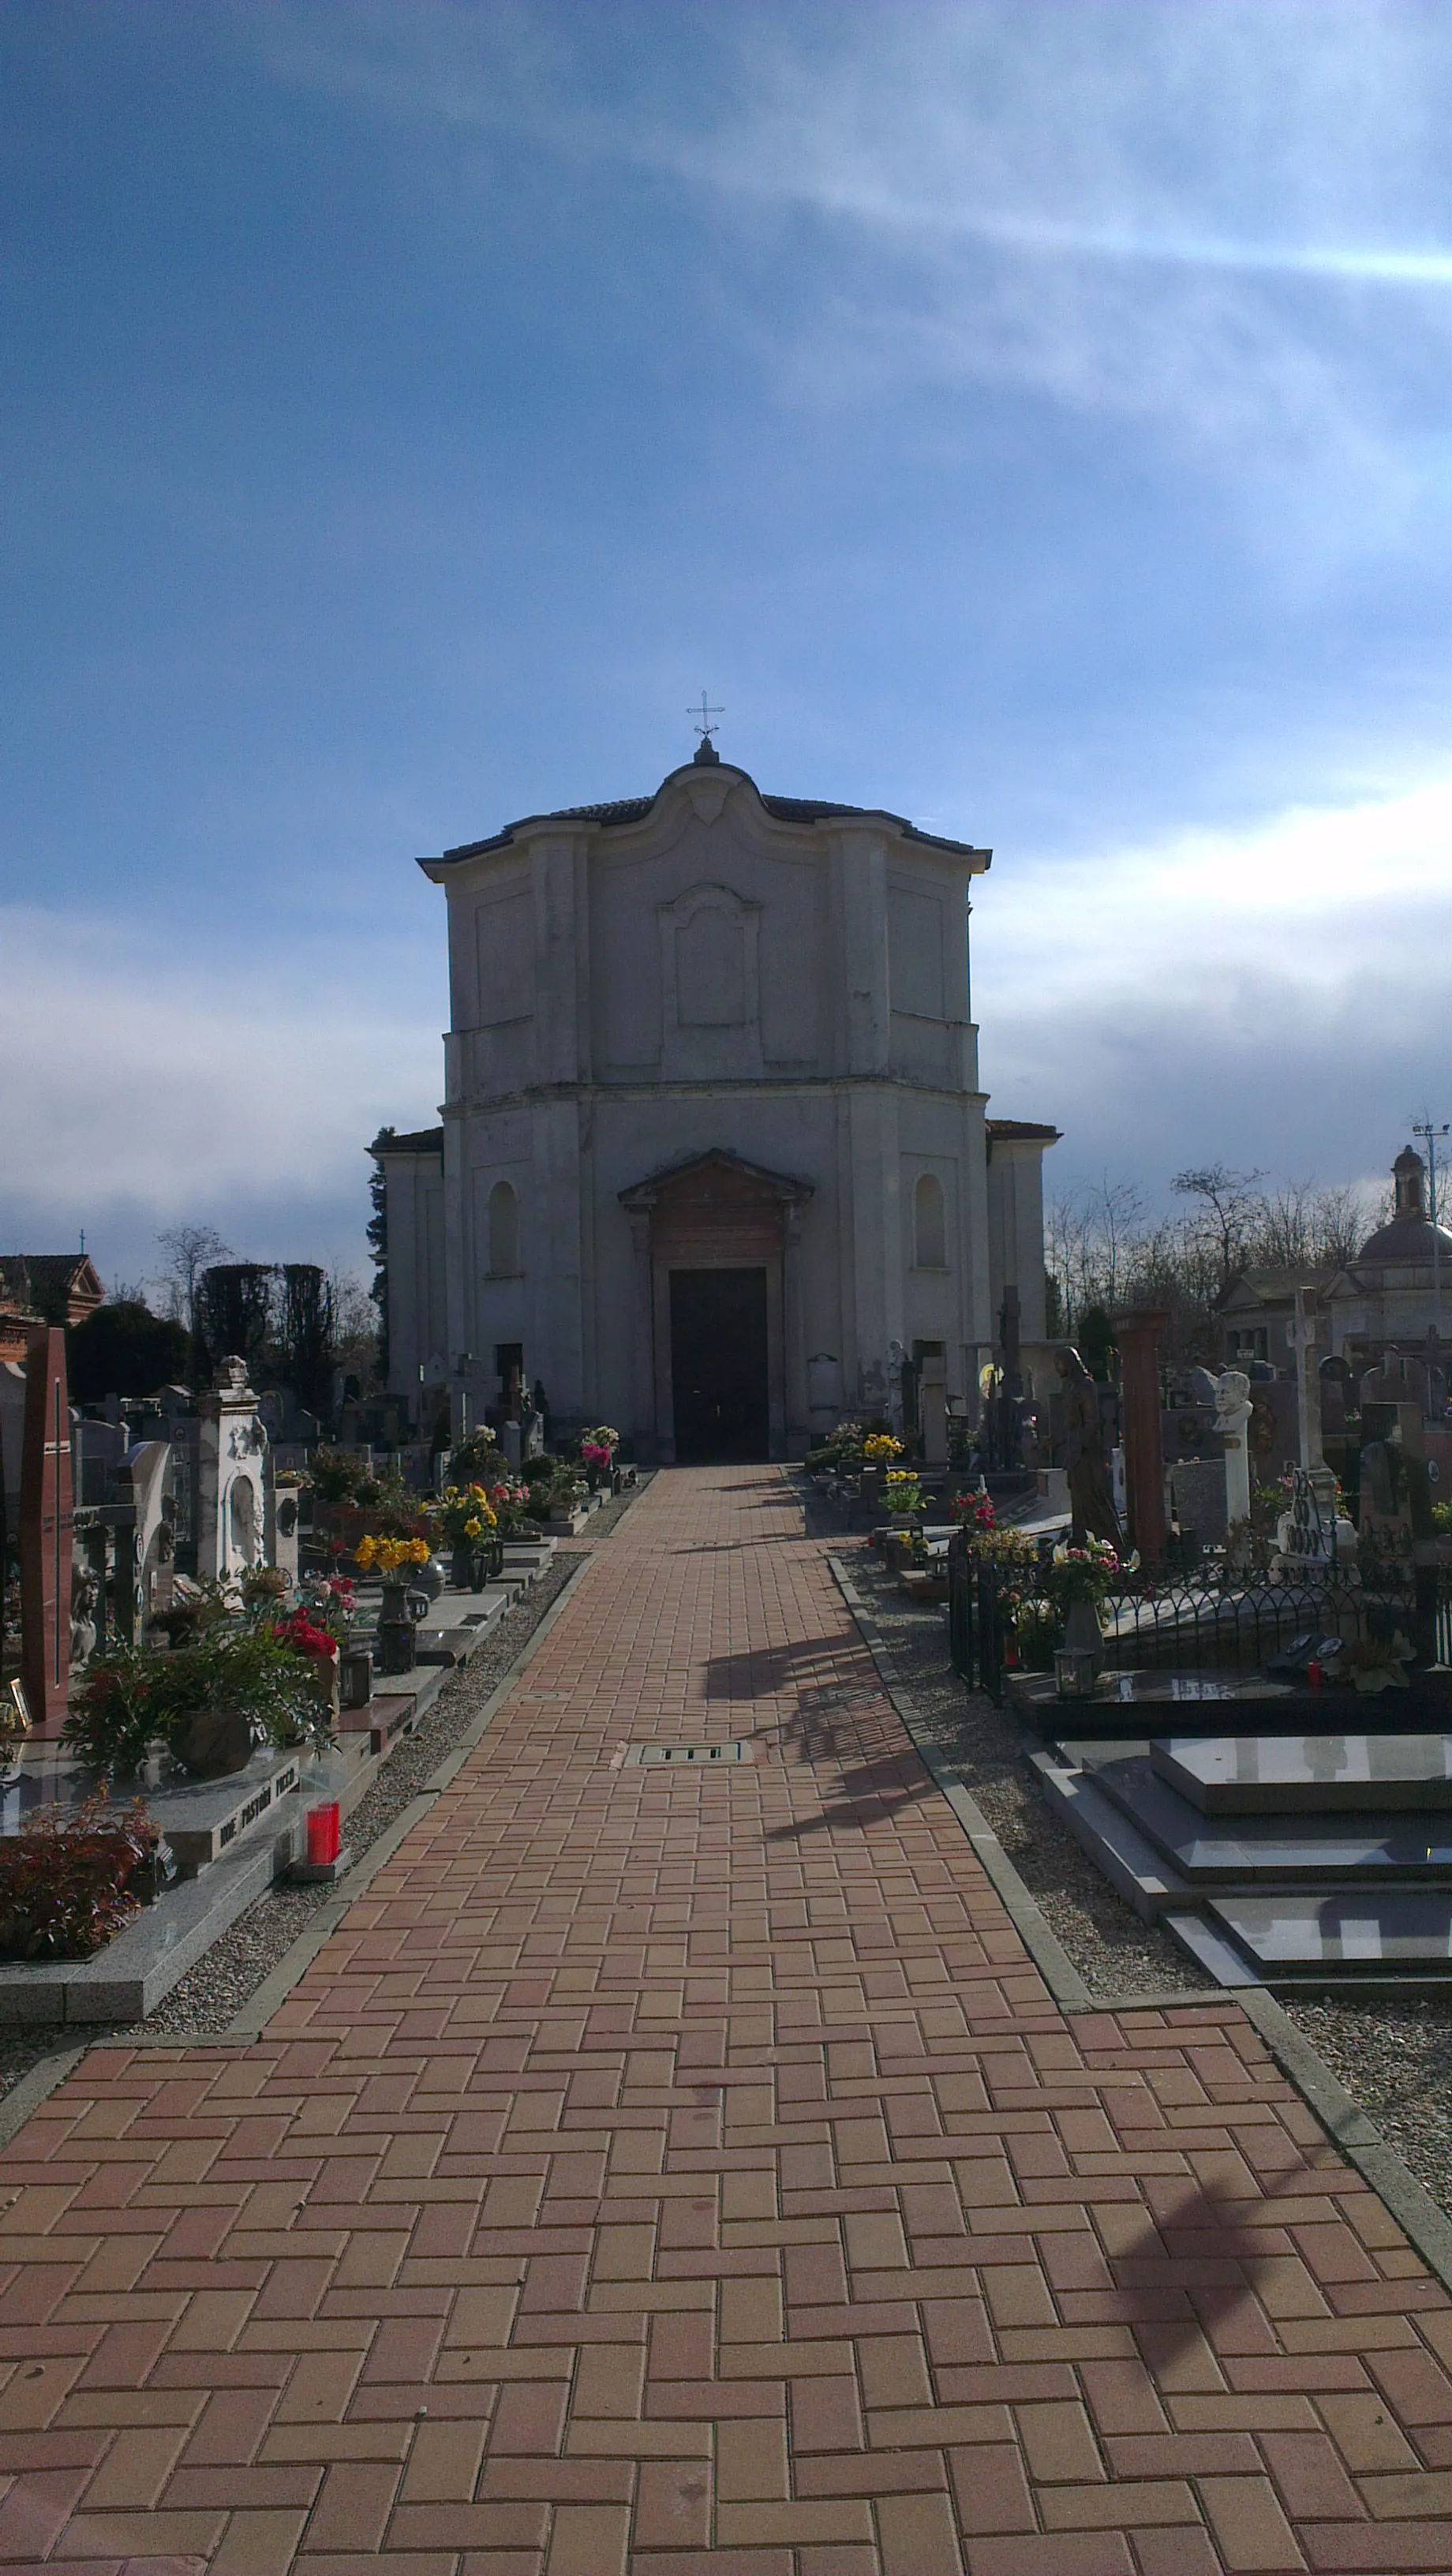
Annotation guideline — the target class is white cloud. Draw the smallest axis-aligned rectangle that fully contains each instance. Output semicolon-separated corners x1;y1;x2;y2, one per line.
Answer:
0;908;442;1268
976;766;1452;1188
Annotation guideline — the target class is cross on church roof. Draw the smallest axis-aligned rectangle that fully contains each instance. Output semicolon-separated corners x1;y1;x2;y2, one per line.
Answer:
688;691;722;747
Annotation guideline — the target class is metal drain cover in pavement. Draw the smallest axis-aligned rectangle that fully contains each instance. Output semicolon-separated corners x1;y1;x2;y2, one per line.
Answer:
619;1741;750;1766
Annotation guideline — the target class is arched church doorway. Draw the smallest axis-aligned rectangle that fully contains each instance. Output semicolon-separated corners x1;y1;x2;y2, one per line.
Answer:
669;1268;769;1461
619;1150;814;1464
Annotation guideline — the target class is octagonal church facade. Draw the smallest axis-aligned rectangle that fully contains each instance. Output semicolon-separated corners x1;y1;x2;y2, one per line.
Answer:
375;741;1058;1461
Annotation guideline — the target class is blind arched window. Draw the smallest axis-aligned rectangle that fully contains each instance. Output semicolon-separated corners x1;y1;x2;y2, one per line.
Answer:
488;1180;520;1276
913;1172;947;1269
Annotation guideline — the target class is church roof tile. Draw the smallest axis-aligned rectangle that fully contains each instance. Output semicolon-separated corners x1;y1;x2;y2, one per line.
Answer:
432;770;990;865
370;1126;444;1157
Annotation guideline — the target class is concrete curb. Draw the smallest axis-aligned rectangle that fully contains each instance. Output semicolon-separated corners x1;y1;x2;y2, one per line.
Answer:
0;2043;88;2152
1235;1985;1452;2299
825;1550;1452;2305
828;1556;1097;2010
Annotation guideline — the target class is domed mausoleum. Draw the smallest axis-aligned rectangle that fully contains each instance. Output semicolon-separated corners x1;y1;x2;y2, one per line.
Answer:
1220;1142;1452;1380
1356;1145;1452;1272
373;741;1058;1460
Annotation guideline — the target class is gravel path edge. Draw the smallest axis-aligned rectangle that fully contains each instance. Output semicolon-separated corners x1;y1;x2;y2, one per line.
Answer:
1237;1986;1452;2297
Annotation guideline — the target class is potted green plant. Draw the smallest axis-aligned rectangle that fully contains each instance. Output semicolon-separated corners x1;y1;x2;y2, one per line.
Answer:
0;1790;166;1961
883;1469;923;1511
68;1613;332;1782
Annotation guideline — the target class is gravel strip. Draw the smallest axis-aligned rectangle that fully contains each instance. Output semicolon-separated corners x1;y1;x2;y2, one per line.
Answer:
0;1485;646;2090
1279;1996;1452;2218
835;1535;1212;1998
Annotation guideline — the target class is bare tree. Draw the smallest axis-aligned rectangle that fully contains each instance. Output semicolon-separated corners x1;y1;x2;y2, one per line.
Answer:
1173;1164;1266;1303
1248;1179;1317;1270
155;1223;233;1334
1046;1193;1092;1336
1244;1178;1374;1271
1091;1175;1147;1313
329;1267;382;1387
1309;1181;1375;1268
1045;1179;1153;1335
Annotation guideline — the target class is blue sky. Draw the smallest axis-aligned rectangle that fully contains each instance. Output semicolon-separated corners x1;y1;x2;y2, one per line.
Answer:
5;0;1452;1288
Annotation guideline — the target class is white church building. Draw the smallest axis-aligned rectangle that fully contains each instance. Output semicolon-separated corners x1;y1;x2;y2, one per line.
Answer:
374;738;1058;1462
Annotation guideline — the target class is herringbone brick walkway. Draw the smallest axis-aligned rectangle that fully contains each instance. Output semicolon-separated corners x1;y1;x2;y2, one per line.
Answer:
2;1466;1450;2574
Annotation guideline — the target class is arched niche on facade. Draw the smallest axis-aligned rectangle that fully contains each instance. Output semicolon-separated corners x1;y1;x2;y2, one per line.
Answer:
487;1179;521;1277
913;1172;948;1270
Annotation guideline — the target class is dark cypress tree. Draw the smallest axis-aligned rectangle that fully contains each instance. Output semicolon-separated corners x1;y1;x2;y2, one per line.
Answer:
193;1263;275;1384
368;1130;393;1376
279;1265;335;1420
68;1301;189;1404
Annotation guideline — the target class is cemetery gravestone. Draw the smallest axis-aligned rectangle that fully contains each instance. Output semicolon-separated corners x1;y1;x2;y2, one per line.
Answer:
919;1352;949;1468
19;1326;73;1735
120;1441;175;1631
1214;1369;1253;1530
0;1363;24;1556
266;1469;301;1589
197;1356;269;1586
1168;1457;1228;1548
1287;1285;1327;1472
1113;1309;1169;1563
1275;1462;1342;1574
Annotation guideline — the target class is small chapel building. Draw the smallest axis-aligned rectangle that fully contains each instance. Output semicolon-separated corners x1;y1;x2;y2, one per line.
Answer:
374;739;1058;1460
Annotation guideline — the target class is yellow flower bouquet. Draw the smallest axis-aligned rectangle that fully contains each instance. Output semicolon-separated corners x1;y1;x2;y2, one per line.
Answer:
440;1484;498;1544
354;1533;432;1577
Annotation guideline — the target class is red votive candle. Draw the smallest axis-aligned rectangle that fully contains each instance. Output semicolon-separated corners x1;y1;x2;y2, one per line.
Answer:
306;1803;340;1865
1306;1658;1323;1691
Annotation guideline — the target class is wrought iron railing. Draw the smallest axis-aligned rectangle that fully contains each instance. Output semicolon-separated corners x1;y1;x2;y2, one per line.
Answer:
946;1529;1452;1703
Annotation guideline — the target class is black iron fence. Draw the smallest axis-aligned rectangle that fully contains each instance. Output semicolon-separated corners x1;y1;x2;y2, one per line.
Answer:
946;1527;1452;1702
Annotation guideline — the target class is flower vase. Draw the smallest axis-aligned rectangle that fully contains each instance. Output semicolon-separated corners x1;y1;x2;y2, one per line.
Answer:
310;1655;341;1727
376;1581;416;1676
450;1544;475;1590
1062;1595;1103;1665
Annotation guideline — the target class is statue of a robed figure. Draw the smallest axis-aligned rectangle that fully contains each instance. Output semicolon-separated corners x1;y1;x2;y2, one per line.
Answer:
1054;1347;1122;1549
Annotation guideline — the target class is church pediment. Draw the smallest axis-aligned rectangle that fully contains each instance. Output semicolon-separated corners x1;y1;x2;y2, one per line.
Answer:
619;1148;814;1215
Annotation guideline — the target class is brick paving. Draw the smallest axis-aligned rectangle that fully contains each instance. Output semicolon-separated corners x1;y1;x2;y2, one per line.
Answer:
2;1465;1452;2574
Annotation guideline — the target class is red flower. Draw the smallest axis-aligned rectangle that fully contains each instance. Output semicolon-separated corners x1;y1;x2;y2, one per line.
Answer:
272;1615;339;1662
